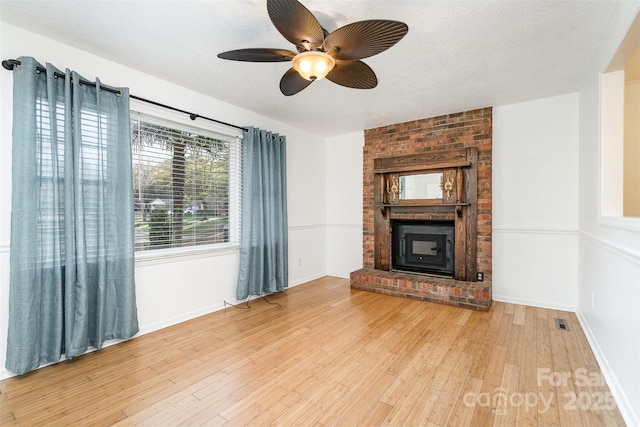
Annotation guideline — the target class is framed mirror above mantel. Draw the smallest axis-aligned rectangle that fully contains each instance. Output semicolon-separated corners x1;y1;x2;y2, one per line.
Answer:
372;147;478;281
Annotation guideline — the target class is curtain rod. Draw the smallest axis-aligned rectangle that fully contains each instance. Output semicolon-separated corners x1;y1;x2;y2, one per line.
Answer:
2;58;248;132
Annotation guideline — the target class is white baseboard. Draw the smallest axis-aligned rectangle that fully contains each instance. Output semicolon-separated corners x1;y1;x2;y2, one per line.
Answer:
492;293;577;312
576;310;640;427
0;368;14;381
288;273;327;287
326;271;351;279
137;303;227;336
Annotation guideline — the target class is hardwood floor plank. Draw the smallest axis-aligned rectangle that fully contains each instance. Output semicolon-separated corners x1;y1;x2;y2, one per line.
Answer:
0;277;626;426
180;413;228;427
359;401;394;426
536;313;561;426
285;382;350;425
220;384;289;426
549;311;585;427
515;306;538;427
127;394;201;427
90;409;129;427
493;362;520;426
0;390;16;425
514;304;527;326
379;351;429;406
381;364;438;426
237;401;290;426
447;376;483;427
428;352;475;425
276;381;348;425
175;383;255;426
335;372;396;425
316;353;396;425
404;387;441;426
469;372;500;426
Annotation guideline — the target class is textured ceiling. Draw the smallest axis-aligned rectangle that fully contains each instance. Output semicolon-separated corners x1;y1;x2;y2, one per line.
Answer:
0;0;633;137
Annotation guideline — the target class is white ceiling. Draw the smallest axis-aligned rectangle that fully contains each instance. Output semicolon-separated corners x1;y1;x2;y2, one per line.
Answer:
0;0;631;137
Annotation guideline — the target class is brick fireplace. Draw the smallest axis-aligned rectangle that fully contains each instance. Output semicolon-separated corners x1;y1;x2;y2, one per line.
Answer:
350;108;492;311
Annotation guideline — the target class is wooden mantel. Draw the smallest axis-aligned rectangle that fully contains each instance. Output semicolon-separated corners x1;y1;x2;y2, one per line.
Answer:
373;147;478;282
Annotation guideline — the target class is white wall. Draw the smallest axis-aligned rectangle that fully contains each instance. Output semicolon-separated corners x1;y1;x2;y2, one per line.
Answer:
325;132;364;278
492;93;580;310
576;5;640;424
601;70;625;216
0;24;327;380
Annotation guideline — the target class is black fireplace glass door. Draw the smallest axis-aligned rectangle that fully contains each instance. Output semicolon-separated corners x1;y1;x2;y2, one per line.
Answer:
405;233;446;266
392;220;454;276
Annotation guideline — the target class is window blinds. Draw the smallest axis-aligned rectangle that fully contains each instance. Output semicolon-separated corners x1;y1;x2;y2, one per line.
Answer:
130;111;242;251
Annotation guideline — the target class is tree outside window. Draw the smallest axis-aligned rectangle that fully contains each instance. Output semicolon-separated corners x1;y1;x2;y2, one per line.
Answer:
131;115;235;250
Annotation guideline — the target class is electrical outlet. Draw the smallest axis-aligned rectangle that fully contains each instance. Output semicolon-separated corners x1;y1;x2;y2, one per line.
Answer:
297;257;302;267
477;272;484;281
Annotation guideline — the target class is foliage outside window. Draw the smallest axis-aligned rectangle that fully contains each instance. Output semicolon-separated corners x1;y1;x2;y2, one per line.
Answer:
131;112;241;251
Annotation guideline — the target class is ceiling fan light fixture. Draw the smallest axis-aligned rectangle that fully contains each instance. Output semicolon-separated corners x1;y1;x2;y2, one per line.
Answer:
292;51;335;81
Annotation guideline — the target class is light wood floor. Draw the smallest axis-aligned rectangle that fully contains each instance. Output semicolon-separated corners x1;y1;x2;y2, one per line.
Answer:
0;277;626;426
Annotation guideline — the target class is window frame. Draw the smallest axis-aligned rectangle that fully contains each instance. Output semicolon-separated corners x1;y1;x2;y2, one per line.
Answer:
129;99;242;263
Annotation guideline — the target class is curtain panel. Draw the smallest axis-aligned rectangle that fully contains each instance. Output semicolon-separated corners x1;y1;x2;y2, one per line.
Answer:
7;56;139;374
237;127;288;300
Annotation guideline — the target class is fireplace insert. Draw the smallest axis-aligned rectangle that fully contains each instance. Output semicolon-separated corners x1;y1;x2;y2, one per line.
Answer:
392;220;454;277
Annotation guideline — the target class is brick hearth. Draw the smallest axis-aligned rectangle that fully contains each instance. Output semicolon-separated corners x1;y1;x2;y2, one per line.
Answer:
350;268;491;311
351;108;492;311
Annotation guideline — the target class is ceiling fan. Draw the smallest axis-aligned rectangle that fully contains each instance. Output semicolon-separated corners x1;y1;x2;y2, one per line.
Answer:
217;0;409;96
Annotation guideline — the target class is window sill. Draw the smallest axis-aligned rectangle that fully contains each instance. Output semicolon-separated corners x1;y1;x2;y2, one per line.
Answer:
599;216;640;232
135;243;240;266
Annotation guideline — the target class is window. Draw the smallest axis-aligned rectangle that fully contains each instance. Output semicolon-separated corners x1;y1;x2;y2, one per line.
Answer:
36;98;114;264
131;111;241;252
36;98;66;266
601;10;640;226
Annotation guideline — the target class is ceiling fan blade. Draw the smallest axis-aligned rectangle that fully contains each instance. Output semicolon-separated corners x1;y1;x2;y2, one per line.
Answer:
280;68;313;96
326;60;378;89
267;0;325;50
324;20;408;60
217;48;296;62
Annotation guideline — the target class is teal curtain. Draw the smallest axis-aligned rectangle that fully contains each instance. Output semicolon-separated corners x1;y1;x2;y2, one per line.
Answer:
237;127;288;300
7;57;139;374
